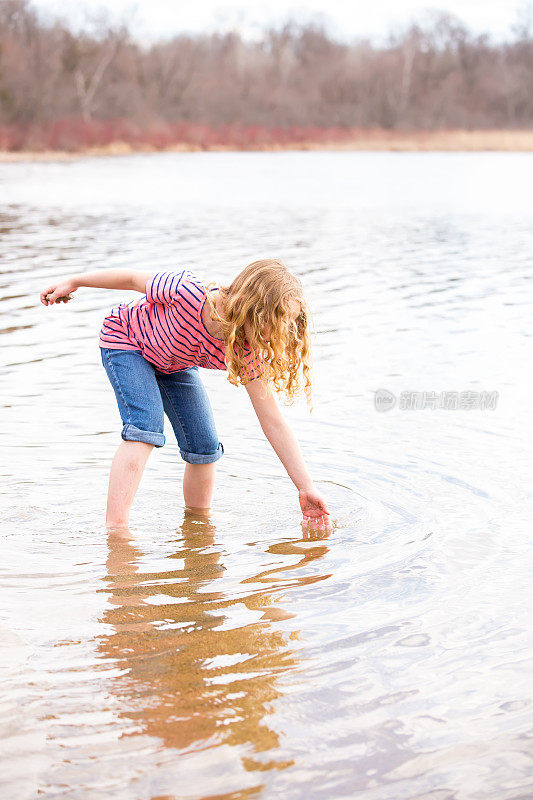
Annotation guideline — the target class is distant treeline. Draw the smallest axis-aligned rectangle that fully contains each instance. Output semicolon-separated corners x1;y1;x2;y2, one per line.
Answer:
0;0;532;150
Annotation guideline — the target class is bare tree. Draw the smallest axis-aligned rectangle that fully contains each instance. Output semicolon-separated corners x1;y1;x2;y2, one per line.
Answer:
0;0;532;149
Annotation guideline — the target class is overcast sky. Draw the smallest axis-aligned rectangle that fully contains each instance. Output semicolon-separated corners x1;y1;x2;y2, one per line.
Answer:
31;0;529;44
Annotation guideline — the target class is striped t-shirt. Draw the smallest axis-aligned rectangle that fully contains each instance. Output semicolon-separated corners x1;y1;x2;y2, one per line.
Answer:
99;270;264;380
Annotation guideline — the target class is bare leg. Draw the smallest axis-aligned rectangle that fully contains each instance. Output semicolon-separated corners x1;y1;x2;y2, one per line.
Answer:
106;441;154;527
183;462;216;511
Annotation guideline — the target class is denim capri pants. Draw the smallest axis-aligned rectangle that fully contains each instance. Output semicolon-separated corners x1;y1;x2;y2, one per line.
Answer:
100;347;224;464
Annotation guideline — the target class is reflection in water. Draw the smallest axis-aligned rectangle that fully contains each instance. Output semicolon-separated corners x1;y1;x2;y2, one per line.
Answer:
98;510;329;774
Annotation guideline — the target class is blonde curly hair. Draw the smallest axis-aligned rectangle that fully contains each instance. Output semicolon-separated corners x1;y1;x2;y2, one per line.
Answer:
204;259;313;409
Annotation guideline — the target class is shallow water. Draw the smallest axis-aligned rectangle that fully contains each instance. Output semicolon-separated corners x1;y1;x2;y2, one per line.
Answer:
1;151;532;800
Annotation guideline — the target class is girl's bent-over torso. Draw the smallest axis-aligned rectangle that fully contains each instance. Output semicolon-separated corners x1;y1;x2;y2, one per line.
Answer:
99;269;263;379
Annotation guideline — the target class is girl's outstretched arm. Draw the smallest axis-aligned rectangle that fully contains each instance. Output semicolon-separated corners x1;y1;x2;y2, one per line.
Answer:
40;269;153;305
245;379;332;537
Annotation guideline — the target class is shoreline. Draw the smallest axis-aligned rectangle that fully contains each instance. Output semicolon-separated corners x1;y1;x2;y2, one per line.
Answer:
1;130;532;162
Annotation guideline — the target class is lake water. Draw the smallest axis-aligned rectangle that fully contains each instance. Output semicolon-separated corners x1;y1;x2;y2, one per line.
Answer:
1;151;532;800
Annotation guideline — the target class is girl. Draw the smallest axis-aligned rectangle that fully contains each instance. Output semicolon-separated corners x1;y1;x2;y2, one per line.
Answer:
40;259;332;536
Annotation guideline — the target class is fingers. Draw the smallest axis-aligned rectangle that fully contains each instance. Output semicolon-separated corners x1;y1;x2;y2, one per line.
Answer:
40;289;73;306
40;287;55;305
301;513;333;540
42;290;61;305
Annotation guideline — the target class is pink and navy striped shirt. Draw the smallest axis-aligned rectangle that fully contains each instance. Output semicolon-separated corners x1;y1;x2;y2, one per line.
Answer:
99;270;264;380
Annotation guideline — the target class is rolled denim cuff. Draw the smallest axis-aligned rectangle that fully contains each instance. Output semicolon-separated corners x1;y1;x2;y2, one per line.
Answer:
121;423;165;448
180;442;224;464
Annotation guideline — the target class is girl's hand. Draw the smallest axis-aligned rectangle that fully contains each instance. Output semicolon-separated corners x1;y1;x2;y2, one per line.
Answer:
40;280;78;306
299;487;333;539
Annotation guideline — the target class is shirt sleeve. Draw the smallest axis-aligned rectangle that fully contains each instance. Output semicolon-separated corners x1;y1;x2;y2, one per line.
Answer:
239;348;266;382
145;270;186;306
